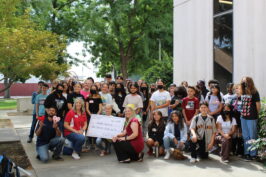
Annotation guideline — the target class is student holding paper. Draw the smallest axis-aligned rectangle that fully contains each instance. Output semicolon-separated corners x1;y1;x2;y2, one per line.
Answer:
96;104;113;156
112;104;144;163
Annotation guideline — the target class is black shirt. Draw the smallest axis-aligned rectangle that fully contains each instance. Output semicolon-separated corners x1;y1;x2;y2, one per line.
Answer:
86;97;103;114
170;96;183;112
241;92;260;120
44;92;67;119
67;93;85;106
36;116;59;146
148;122;165;145
174;123;181;141
114;94;126;113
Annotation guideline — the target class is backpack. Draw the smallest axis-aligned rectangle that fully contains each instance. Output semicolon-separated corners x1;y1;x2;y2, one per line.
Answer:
0;155;20;177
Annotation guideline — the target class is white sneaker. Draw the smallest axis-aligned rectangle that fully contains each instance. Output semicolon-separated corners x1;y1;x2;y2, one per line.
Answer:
222;159;229;163
164;150;170;160
72;152;80;160
190;158;196;163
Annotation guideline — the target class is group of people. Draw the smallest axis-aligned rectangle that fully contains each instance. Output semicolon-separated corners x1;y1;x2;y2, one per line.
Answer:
27;74;261;164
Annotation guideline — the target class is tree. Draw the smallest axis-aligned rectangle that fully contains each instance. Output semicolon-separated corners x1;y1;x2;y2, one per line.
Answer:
0;0;69;97
142;51;173;87
76;0;173;79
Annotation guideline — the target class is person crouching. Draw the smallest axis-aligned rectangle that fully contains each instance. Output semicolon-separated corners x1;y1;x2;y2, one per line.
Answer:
35;106;65;162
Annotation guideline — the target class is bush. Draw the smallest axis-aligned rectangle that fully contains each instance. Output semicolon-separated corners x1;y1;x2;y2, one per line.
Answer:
249;99;266;166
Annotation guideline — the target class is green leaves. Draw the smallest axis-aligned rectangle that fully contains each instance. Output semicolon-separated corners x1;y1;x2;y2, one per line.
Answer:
0;0;69;87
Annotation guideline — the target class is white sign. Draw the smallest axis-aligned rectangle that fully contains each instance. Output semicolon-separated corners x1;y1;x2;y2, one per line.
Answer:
87;114;125;139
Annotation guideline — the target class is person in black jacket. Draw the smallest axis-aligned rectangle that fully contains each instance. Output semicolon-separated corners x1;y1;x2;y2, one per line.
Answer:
44;84;67;131
113;83;126;117
146;111;165;156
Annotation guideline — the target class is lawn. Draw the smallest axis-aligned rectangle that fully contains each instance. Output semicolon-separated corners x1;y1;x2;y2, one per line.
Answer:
0;99;17;110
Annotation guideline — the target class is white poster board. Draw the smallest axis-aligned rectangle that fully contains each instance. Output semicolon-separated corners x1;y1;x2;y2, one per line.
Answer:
87;114;125;139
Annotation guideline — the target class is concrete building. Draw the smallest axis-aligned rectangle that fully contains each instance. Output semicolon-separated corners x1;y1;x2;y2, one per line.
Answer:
173;0;266;97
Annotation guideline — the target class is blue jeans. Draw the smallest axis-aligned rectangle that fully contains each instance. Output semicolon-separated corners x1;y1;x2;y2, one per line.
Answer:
29;114;37;138
96;138;111;153
36;136;65;163
241;118;258;157
66;133;85;154
163;135;185;150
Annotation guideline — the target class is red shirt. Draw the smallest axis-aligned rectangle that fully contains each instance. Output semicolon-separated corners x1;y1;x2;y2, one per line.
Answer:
64;110;87;136
126;118;144;153
182;97;199;121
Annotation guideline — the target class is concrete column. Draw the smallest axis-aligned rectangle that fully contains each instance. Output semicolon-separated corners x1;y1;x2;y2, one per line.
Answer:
234;0;266;97
173;0;213;86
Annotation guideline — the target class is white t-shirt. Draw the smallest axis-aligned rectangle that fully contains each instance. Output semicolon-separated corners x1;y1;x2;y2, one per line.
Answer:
223;93;237;104
216;115;237;134
150;90;171;117
205;95;224;112
123;94;143;109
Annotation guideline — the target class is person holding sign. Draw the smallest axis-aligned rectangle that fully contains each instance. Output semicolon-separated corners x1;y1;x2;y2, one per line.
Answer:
64;98;87;160
112;105;144;163
96;104;113;156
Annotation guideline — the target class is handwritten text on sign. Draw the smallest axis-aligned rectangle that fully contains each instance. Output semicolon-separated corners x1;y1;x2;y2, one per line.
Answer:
87;114;125;139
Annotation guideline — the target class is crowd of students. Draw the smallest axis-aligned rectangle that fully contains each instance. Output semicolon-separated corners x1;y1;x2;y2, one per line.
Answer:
27;74;261;164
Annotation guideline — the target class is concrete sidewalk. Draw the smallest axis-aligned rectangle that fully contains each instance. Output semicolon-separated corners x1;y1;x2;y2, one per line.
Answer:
1;110;265;177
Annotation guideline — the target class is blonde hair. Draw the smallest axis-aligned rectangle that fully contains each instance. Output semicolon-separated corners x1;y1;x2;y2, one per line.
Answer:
125;105;136;119
72;98;86;114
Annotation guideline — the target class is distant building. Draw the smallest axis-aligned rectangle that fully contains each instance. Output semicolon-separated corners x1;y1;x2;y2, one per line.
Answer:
173;0;266;96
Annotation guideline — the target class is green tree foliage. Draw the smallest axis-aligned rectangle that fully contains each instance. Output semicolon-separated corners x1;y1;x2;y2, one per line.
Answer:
0;0;69;93
22;0;81;64
75;0;173;78
142;52;173;86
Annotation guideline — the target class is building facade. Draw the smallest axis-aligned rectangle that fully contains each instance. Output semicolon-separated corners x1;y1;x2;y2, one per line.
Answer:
173;0;266;97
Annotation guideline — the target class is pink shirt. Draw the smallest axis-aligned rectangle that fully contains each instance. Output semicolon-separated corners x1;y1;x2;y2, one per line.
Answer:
80;90;90;99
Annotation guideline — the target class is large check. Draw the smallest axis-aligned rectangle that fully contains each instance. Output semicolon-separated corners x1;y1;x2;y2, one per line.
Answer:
86;114;125;139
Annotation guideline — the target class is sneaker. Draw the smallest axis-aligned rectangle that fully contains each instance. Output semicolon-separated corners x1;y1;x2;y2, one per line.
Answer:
244;155;252;162
190;158;196;163
222;159;229;163
27;137;32;143
52;155;64;161
164;150;170;160
72;152;80;160
100;151;105;157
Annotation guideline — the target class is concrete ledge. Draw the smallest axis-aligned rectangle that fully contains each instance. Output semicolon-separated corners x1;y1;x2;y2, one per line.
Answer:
0;128;20;142
17;97;33;113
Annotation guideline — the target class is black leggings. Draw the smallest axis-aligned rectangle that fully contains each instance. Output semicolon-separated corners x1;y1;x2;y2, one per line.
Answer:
190;136;209;159
113;141;139;161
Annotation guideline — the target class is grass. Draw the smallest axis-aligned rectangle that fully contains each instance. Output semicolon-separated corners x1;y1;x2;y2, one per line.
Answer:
0;99;17;110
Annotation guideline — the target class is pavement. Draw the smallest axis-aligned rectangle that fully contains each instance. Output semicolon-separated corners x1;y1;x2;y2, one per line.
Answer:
0;110;266;177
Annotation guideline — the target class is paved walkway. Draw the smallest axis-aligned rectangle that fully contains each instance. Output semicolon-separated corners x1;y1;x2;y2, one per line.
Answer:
1;110;265;177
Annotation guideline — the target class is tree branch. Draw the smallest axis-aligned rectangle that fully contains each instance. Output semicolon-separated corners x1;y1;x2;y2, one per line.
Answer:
0;80;13;94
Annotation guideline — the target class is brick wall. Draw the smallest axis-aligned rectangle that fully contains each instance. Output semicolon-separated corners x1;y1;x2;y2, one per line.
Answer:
0;83;39;96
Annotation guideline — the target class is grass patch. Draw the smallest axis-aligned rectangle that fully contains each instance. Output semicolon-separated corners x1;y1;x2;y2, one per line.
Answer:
0;99;17;110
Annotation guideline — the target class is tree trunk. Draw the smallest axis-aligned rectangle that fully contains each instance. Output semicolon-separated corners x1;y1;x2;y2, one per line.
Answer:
4;78;10;98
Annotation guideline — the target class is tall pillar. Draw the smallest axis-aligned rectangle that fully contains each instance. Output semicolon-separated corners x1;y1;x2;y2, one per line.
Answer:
173;0;213;85
234;0;266;97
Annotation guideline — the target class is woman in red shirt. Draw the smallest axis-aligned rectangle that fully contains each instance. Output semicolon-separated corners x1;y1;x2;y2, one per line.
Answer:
64;98;87;160
112;105;144;163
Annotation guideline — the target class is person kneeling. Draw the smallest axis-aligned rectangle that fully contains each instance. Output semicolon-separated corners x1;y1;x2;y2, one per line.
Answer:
163;111;187;160
190;102;216;163
112;105;144;163
64;98;87;160
35;107;65;163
